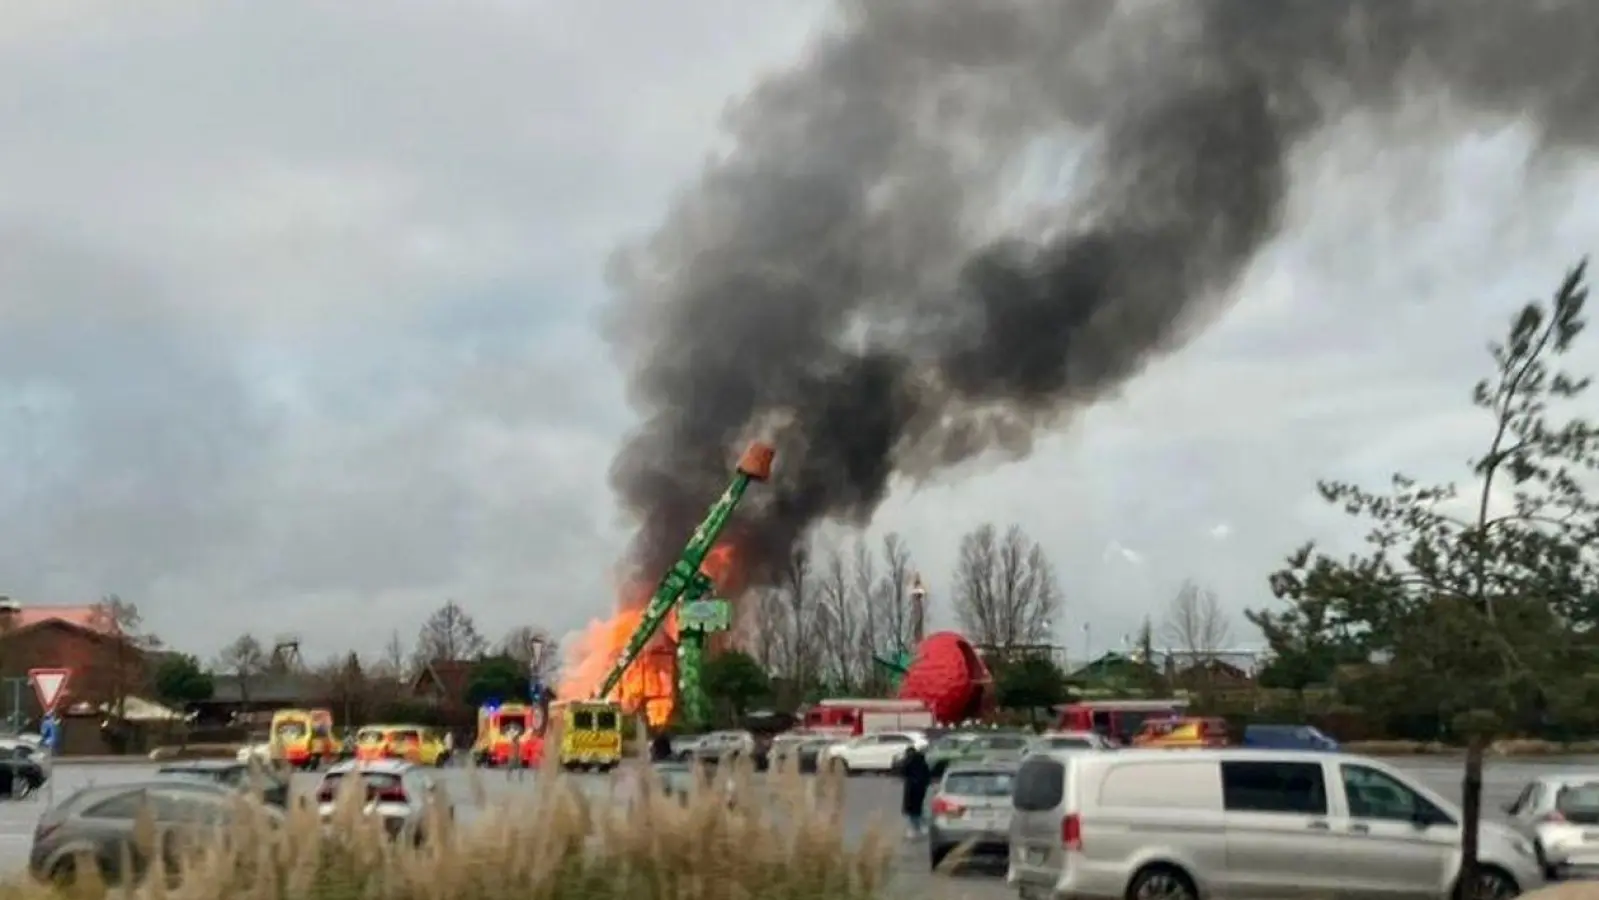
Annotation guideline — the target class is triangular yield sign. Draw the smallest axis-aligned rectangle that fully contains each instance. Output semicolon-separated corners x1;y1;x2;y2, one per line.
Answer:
29;669;70;713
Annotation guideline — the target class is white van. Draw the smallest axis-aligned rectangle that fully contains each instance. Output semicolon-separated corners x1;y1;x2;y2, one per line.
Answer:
1008;748;1542;899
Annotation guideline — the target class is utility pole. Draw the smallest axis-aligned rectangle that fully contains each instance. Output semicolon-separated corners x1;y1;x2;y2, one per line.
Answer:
1;677;26;732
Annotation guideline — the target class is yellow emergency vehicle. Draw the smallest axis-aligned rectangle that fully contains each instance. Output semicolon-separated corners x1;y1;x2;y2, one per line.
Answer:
557;699;623;772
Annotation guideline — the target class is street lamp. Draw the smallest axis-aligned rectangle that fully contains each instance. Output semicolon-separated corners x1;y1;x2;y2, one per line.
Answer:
527;636;547;700
909;574;928;644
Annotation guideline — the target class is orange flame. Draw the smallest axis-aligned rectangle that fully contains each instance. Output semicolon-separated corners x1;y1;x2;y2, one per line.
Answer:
559;543;744;728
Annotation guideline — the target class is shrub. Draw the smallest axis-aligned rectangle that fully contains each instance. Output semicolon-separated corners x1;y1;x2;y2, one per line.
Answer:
8;758;893;900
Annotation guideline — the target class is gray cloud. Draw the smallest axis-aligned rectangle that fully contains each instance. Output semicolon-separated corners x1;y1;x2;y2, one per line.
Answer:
607;0;1599;594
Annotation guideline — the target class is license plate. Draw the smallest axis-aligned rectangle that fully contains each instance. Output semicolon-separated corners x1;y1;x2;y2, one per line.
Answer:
1025;847;1047;865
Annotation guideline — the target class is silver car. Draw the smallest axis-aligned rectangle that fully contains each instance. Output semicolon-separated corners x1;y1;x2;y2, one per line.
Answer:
1025;730;1113;756
929;762;1016;870
1009;748;1541;899
1504;772;1599;877
29;779;279;887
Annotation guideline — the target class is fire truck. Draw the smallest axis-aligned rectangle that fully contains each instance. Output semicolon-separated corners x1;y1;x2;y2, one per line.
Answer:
800;698;934;738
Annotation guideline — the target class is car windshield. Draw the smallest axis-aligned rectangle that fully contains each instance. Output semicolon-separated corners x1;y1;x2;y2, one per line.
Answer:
274;721;307;739
1556;783;1599;823
356;730;385;744
931;736;972;752
944;771;1015;796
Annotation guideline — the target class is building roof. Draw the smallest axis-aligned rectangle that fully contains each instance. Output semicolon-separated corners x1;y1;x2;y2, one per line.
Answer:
411;660;473;701
3;605;115;634
208;673;323;705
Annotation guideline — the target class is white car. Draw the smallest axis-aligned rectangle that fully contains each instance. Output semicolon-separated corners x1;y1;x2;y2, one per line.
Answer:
823;731;926;775
692;730;757;763
315;759;452;844
1504;772;1599;877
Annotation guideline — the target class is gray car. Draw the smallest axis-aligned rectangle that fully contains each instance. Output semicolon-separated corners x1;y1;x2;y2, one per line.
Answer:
156;760;291;808
1504;772;1599;878
28;779;278;887
929;761;1017;870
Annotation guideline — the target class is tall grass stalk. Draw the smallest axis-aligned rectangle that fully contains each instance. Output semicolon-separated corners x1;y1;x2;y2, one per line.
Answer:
3;754;894;900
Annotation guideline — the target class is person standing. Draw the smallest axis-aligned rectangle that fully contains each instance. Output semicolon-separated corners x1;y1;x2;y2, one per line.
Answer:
899;744;932;839
508;729;526;781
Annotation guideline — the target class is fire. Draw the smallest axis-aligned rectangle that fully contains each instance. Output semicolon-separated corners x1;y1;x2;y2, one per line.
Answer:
558;543;745;728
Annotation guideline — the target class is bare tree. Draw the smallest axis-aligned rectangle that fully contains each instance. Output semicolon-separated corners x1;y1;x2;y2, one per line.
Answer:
875;533;917;654
87;594;159;719
314;652;368;726
1162;581;1232;679
851;537;883;692
748;586;786;674
817;541;859;691
216;633;267;712
501;625;561;686
413;599;486;667
952;524;1063;650
777;543;820;689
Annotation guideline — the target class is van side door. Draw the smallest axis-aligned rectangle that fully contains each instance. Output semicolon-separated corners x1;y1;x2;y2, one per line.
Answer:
1220;759;1347;898
1329;762;1456;898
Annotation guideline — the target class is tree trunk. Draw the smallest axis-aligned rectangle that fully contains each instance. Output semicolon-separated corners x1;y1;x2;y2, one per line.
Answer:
1460;736;1485;899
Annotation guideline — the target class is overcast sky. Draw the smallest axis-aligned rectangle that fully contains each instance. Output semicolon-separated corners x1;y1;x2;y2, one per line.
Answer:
2;1;1596;667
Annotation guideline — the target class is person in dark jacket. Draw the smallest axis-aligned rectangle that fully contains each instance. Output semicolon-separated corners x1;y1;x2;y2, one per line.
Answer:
899;745;932;838
650;731;674;763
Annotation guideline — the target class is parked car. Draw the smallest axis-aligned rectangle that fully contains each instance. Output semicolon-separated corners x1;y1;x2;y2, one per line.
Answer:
29;779;280;887
1243;723;1339;751
315;759;452;845
771;736;838;773
928;731;1031;777
1504;772;1599;878
156;761;291;808
929;761;1017;870
0;737;51;784
823;731;926;775
670;734;704;761
1024;730;1114;757
691;730;758;764
649;761;735;808
1009;747;1541;900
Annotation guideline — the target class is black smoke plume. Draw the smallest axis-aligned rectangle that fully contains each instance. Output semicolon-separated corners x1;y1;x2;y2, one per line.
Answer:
605;0;1599;584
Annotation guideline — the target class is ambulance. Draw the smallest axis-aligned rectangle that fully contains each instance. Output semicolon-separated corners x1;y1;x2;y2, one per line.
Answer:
556;699;623;772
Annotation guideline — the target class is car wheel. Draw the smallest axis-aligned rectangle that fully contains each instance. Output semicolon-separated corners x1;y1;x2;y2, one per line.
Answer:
1127;864;1198;900
929;843;952;871
830;758;851;776
49;857;77;887
1461;866;1518;900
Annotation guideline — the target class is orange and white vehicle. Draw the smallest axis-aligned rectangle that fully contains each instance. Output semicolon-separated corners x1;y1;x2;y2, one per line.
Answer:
801;698;934;739
353;724;448;765
473;702;544;767
269;708;337;770
1131;716;1230;749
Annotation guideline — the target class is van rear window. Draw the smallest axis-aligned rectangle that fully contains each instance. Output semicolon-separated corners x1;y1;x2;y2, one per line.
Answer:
1013;757;1065;811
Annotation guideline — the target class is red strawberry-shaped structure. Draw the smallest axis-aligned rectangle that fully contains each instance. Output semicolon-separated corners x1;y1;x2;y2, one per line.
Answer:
897;631;994;723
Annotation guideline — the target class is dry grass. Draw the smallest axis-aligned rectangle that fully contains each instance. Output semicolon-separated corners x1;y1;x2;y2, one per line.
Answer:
0;756;895;900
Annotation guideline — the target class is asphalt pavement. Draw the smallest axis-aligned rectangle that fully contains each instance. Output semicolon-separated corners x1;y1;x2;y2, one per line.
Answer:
0;756;1591;898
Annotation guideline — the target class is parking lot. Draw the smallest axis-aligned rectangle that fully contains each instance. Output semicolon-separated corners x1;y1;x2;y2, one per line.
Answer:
0;756;1590;896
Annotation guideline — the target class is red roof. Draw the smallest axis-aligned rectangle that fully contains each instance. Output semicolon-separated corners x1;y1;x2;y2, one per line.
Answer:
5;606;114;633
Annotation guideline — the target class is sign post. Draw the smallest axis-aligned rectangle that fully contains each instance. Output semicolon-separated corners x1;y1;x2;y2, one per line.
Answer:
28;668;70;718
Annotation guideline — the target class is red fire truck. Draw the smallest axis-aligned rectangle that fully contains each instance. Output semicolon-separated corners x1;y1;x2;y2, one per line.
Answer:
801;698;935;738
